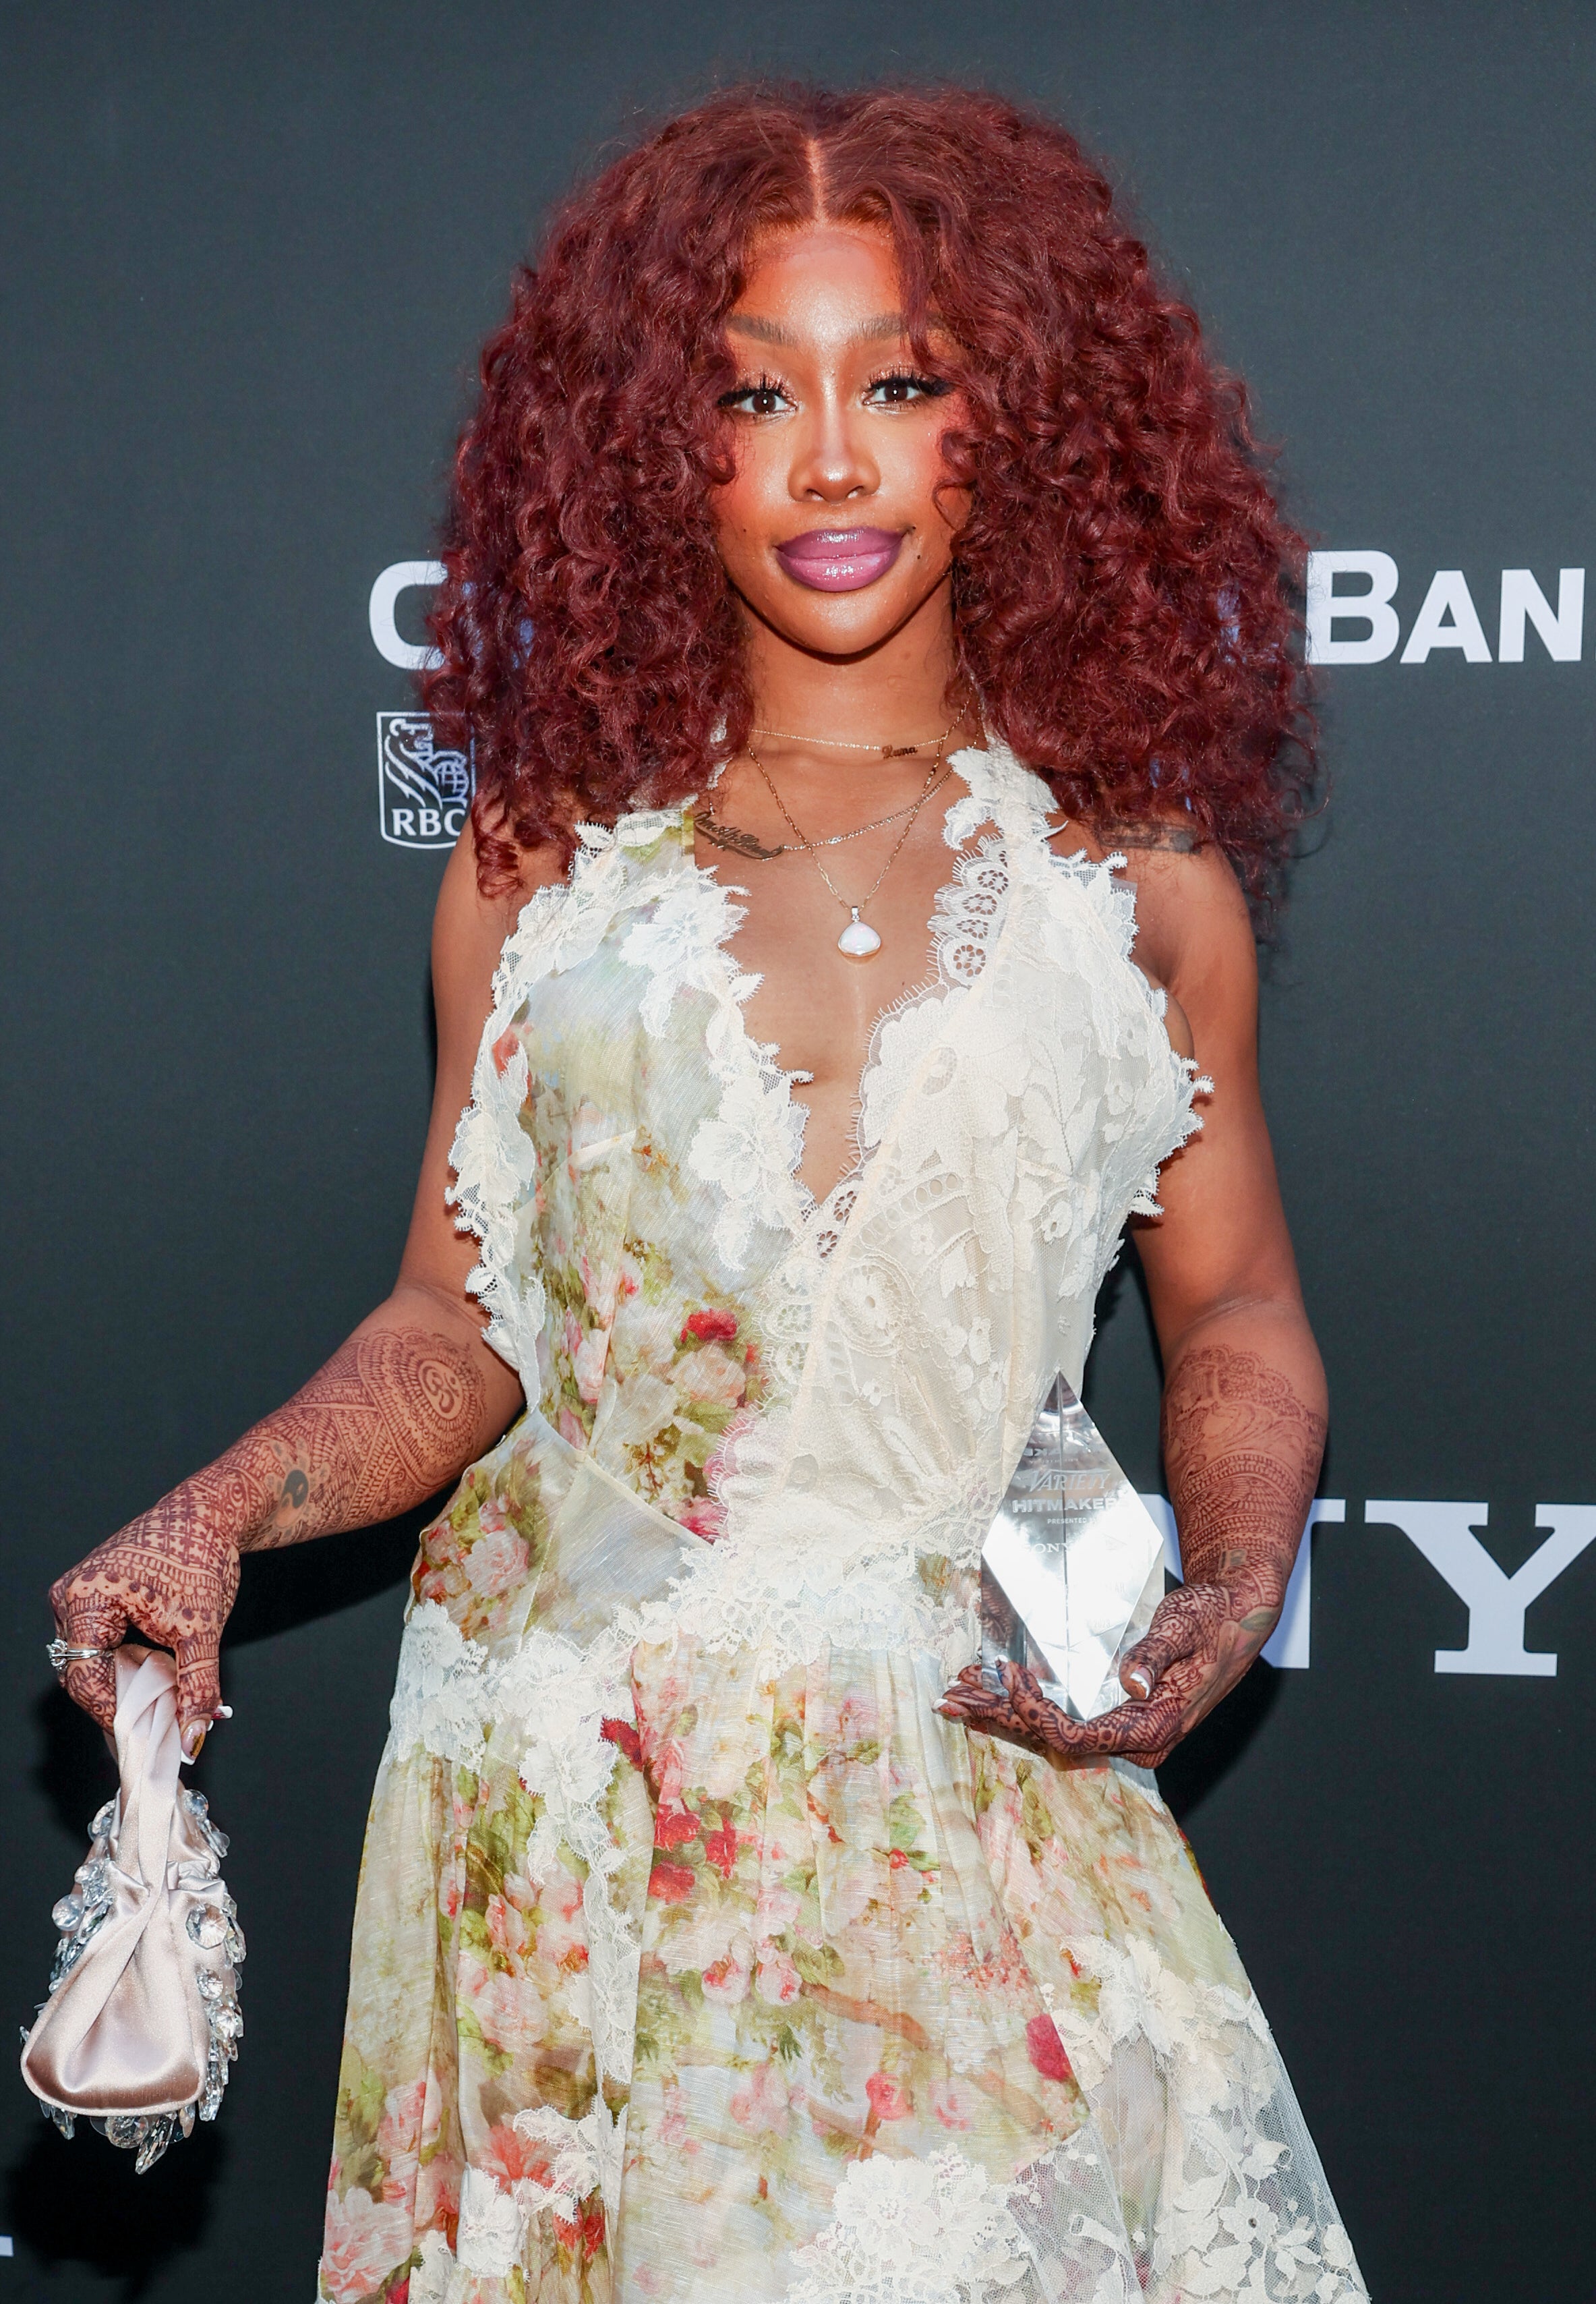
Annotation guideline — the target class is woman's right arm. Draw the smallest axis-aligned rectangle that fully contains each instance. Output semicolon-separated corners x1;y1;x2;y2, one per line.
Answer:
50;821;564;1752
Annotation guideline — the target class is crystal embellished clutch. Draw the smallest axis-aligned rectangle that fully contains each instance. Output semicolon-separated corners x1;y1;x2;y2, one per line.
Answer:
20;1646;244;2172
980;1376;1169;1723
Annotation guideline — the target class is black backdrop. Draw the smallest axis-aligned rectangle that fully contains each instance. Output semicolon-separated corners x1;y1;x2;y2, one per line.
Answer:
4;5;1595;2298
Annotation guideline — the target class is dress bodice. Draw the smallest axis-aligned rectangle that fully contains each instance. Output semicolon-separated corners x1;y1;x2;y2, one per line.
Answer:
448;741;1201;1671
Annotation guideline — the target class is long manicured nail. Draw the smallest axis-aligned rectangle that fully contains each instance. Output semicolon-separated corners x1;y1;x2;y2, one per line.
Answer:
181;1724;207;1762
213;1704;234;1721
1123;1667;1154;1698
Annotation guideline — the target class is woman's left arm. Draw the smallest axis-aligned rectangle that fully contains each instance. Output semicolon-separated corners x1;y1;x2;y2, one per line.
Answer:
940;835;1326;1764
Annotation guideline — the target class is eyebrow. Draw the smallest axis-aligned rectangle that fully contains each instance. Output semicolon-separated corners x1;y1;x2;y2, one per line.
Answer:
726;310;916;349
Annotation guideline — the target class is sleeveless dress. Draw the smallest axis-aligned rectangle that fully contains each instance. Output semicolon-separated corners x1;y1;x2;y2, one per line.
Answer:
318;745;1367;2304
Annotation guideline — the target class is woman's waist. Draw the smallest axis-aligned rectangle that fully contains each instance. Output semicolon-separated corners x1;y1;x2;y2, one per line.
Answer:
409;1402;988;1683
388;1581;982;1779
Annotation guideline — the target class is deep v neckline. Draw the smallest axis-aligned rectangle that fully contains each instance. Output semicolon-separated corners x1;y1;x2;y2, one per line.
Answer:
682;747;1030;1246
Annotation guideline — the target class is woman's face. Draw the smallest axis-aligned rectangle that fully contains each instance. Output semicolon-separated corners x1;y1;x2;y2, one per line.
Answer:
710;223;968;661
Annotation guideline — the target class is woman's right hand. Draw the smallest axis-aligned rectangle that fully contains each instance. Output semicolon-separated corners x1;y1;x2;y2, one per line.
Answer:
49;1507;240;1754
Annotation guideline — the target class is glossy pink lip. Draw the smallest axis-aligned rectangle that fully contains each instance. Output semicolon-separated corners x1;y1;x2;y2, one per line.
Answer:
775;526;904;592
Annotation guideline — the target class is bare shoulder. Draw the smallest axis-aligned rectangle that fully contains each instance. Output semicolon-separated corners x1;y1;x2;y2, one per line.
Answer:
1120;843;1251;993
1097;823;1253;1000
432;813;568;1035
1042;811;1256;1057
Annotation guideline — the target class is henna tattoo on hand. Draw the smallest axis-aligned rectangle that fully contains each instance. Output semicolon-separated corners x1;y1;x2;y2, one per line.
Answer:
50;1521;241;1744
50;1325;492;1734
939;1344;1326;1768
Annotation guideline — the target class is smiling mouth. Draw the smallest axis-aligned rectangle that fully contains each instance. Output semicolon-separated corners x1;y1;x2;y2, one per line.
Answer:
774;527;904;592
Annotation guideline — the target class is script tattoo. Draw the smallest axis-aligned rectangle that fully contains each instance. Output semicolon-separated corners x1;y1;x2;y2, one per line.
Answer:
1090;819;1202;855
50;1326;490;1733
939;1345;1326;1768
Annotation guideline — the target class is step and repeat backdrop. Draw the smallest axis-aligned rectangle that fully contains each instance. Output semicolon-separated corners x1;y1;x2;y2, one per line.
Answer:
3;5;1593;2299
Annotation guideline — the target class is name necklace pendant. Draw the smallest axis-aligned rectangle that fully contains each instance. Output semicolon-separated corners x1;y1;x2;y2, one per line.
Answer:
694;765;951;863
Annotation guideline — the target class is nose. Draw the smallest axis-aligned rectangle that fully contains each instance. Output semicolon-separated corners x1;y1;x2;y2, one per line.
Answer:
788;387;879;505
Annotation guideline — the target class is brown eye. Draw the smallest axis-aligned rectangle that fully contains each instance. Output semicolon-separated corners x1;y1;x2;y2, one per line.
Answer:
717;378;792;417
865;370;949;407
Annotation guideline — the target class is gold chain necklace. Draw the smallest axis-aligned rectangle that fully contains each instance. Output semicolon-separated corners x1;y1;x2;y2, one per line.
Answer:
750;720;955;758
748;724;953;960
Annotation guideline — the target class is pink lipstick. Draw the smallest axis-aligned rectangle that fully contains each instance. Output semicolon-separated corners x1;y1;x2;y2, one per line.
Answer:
775;526;904;592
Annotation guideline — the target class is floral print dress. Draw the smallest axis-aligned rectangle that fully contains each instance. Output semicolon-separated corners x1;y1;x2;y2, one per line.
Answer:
318;745;1367;2304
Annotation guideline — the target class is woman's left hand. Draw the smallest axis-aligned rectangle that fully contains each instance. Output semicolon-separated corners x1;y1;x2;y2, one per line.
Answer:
937;1576;1280;1768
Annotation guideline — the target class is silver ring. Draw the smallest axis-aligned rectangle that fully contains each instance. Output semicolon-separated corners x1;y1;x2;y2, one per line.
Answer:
47;1638;116;1675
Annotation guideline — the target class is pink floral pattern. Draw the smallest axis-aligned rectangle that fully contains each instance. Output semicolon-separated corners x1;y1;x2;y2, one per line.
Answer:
515;1077;769;1534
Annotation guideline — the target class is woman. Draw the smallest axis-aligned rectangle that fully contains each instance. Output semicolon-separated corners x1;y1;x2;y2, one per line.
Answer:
51;86;1365;2304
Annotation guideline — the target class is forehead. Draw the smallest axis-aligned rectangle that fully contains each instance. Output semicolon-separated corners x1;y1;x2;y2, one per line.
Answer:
730;222;905;338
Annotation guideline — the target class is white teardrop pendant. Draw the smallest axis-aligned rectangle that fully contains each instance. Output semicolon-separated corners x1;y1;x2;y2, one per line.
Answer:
837;906;882;959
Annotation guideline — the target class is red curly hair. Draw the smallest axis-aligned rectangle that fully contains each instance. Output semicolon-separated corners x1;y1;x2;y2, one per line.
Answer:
426;84;1313;917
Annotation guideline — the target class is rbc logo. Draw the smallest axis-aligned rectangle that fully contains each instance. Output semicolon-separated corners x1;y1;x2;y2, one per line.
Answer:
377;713;473;850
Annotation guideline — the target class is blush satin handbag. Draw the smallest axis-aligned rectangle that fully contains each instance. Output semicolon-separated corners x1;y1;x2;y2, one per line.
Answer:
20;1644;244;2171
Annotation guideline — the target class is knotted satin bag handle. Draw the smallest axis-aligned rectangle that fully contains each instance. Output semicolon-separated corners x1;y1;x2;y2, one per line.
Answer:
22;1646;244;2169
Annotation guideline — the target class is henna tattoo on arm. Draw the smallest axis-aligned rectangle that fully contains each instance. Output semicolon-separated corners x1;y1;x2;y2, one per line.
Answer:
1160;1343;1326;1618
231;1323;494;1552
50;1324;496;1737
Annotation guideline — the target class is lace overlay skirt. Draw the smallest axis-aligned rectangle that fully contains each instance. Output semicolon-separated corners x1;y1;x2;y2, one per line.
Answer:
318;1417;1367;2304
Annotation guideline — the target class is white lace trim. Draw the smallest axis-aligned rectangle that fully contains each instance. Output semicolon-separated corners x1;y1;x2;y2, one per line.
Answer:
584;1391;989;1677
384;1602;494;1773
406;2224;456;2302
948;741;1205;1226
447;807;691;1385
1055;838;1208;1229
1029;811;1210;1226
615;743;1202;1679
806;829;1013;1260
787;2150;1032;2304
456;2163;525;2278
603;764;1028;1353
622;1516;975;1681
453;2100;623;2278
514;2100;624;2222
1044;1938;1363;2302
930;833;1011;989
787;2142;1138;2304
606;815;822;1274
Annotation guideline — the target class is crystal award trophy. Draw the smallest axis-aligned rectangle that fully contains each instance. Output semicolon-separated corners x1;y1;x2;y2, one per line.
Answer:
980;1377;1168;1723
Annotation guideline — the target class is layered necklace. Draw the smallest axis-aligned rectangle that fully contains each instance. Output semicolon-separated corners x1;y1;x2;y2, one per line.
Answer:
695;720;957;960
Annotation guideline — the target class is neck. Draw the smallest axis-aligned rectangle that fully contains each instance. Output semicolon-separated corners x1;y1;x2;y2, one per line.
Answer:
739;581;966;751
